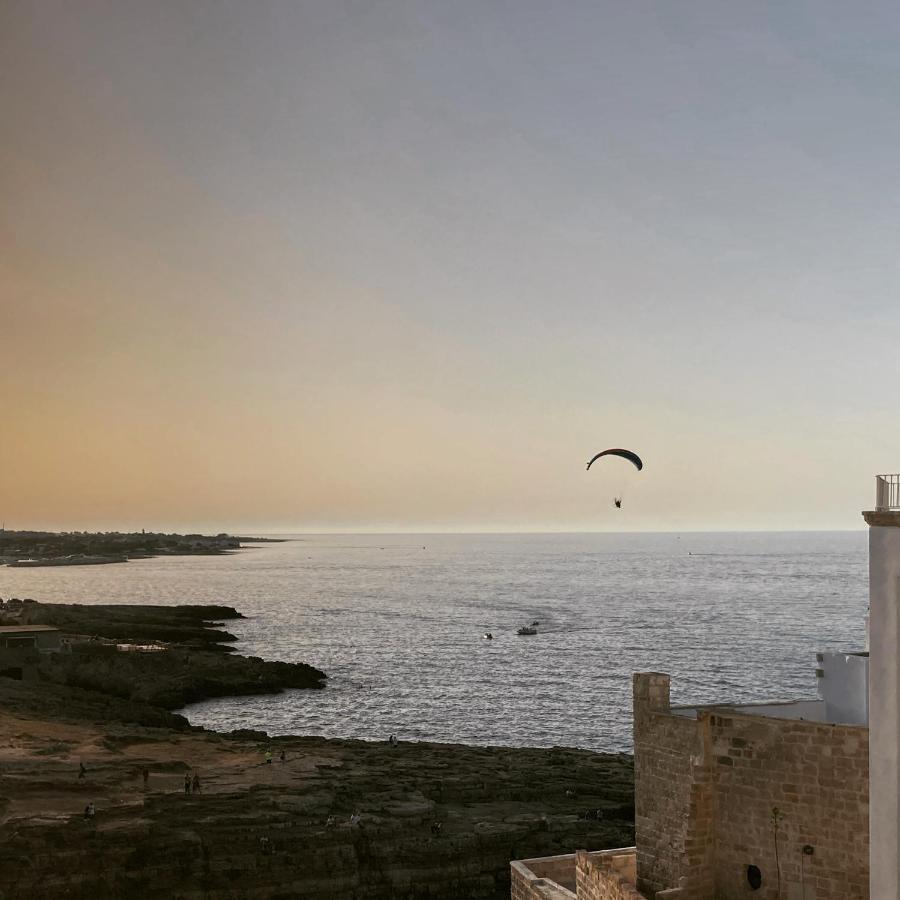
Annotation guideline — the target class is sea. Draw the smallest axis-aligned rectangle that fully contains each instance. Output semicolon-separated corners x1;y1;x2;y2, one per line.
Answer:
0;532;868;753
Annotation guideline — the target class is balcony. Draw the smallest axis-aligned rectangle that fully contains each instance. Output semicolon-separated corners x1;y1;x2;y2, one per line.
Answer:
876;474;900;511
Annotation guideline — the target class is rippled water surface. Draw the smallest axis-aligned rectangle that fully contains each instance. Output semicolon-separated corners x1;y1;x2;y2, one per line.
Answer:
0;532;868;751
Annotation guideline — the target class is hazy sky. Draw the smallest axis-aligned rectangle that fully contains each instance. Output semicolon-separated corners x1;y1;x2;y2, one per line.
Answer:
3;1;900;533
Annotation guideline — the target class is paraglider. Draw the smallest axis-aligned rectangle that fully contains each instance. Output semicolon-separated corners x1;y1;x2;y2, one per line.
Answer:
586;448;643;509
585;449;643;472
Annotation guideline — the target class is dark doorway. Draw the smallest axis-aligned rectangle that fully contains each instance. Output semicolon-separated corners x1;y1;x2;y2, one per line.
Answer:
747;864;762;890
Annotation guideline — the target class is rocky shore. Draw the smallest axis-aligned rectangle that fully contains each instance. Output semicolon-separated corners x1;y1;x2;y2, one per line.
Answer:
0;601;634;899
1;601;326;718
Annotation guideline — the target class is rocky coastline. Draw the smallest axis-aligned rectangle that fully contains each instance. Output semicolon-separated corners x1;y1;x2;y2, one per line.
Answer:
0;529;281;568
0;601;634;899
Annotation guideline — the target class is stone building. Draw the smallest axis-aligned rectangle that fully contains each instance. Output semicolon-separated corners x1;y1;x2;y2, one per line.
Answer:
513;670;868;900
511;475;900;900
0;624;61;680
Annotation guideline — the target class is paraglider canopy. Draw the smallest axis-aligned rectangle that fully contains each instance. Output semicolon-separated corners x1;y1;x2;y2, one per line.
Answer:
586;448;643;472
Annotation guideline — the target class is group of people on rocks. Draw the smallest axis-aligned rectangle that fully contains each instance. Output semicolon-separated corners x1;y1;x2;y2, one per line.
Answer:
82;740;445;841
76;741;299;823
77;737;299;824
184;772;202;795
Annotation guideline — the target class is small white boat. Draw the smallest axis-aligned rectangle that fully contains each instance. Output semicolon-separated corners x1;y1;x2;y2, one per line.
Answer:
483;632;493;640
517;626;538;636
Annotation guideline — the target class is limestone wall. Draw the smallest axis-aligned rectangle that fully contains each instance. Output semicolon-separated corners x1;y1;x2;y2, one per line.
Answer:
511;858;577;900
512;850;649;900
705;710;868;899
511;853;578;893
633;674;869;900
575;848;648;900
633;674;713;897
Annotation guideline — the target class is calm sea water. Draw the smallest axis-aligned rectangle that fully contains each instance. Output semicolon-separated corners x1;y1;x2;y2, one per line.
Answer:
0;532;868;752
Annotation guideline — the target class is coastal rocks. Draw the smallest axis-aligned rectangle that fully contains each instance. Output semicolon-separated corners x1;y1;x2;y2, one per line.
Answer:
0;602;326;728
0;728;634;900
39;644;326;709
11;602;244;649
0;600;633;898
0;679;192;731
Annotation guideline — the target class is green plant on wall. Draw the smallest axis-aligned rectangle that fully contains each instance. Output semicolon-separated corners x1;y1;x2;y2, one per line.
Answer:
770;806;784;898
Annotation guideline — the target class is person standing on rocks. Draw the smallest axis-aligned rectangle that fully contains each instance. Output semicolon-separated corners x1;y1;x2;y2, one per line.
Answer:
78;762;86;779
184;774;191;795
279;749;286;764
265;749;272;765
192;773;201;794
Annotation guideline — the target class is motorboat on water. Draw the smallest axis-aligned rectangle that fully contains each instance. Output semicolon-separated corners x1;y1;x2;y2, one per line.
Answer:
483;632;493;640
517;625;538;636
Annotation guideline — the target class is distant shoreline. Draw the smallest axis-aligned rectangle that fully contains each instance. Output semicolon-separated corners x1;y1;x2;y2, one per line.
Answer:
0;530;284;568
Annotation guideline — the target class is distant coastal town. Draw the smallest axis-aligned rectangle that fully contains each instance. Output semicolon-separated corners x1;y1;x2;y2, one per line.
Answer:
0;529;280;567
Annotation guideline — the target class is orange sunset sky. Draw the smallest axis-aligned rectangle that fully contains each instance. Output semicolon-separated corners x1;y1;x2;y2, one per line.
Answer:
3;2;899;532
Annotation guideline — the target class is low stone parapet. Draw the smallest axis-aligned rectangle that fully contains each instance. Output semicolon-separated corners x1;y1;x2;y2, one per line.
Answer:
511;854;578;900
512;849;656;900
575;848;652;900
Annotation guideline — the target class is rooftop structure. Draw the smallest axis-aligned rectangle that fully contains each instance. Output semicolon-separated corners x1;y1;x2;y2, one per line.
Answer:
0;624;62;635
0;624;61;650
0;624;61;682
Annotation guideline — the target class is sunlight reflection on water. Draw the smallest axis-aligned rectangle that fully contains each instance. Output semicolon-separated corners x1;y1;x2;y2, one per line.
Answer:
0;532;867;751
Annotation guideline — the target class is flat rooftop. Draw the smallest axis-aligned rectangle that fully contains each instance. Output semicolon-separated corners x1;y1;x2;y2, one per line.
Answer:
0;625;60;634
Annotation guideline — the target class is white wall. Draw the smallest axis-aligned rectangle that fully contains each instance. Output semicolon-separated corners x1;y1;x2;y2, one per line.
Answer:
732;699;826;721
868;522;900;900
817;652;869;725
671;699;826;722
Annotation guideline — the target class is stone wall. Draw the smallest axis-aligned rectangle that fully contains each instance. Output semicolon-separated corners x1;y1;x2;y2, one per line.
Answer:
575;848;648;900
511;858;577;900
633;674;869;900
633;674;713;897
511;853;579;893
705;710;868;899
511;850;648;900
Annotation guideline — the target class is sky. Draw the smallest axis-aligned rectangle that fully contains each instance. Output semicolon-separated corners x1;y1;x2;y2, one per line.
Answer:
2;1;900;533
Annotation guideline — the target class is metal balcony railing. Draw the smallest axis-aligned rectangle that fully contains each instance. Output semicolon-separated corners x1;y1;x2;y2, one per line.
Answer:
875;474;900;511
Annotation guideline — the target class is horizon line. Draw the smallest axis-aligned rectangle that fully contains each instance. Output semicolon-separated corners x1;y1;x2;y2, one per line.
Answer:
1;526;868;536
